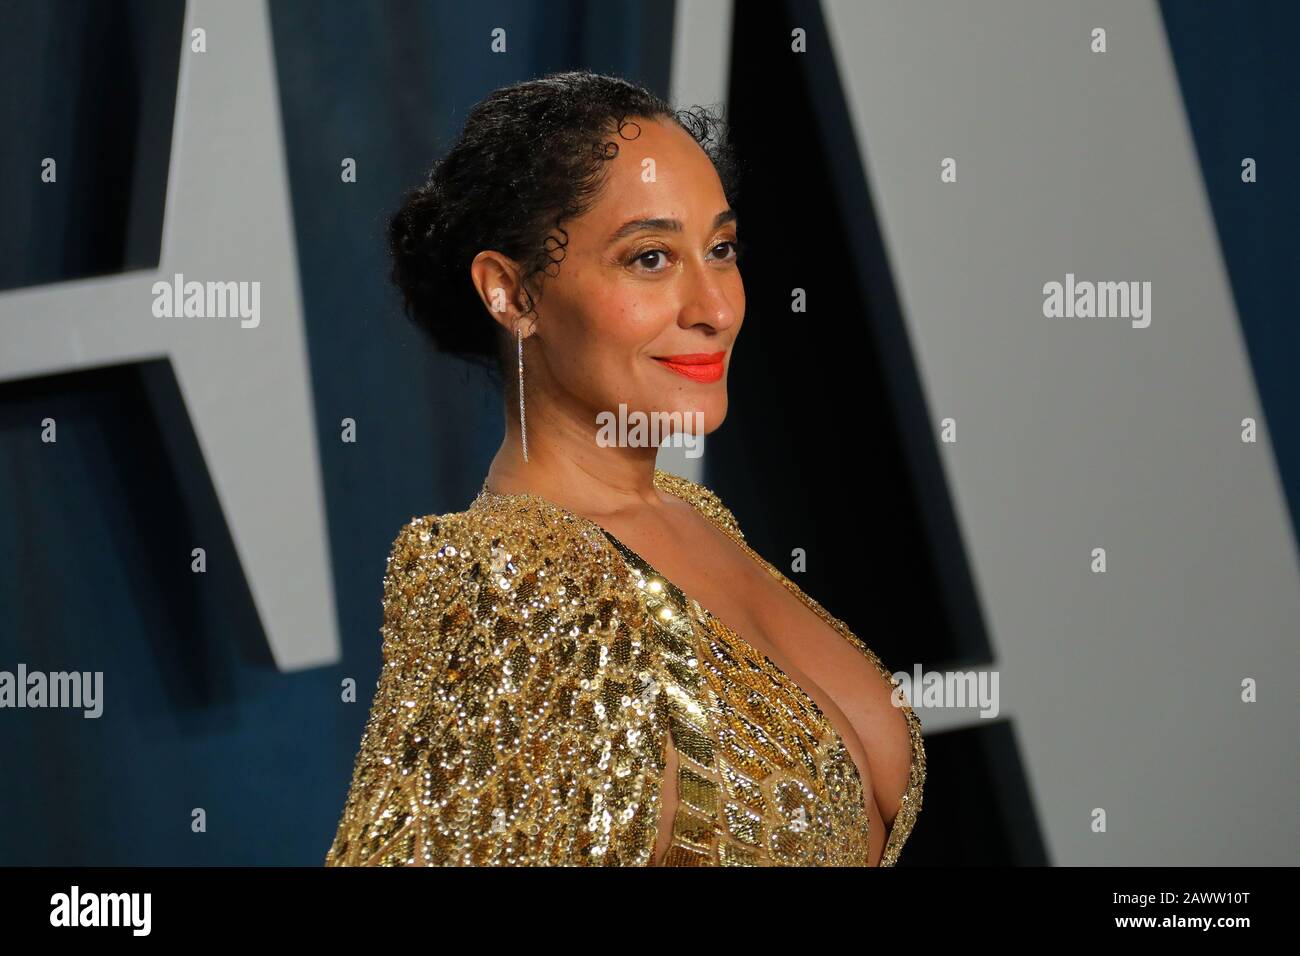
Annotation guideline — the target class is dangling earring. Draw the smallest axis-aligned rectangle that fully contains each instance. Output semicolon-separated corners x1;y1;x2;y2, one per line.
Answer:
516;319;528;462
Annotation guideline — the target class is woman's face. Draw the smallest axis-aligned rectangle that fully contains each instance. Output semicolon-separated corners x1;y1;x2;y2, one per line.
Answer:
494;117;744;448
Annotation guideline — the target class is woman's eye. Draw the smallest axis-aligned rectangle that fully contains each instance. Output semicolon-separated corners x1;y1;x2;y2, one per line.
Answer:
629;239;745;272
717;239;748;265
635;249;669;271
714;238;746;262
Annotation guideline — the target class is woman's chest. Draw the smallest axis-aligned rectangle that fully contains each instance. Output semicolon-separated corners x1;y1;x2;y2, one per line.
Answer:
679;541;914;829
600;517;914;863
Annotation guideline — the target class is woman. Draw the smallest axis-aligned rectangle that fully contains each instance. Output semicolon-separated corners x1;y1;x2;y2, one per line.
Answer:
324;70;925;867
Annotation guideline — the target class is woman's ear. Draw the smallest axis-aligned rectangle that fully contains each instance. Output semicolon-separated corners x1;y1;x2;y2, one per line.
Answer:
470;250;527;336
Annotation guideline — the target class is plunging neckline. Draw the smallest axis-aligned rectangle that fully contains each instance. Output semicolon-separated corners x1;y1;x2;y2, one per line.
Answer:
473;470;919;855
593;523;891;847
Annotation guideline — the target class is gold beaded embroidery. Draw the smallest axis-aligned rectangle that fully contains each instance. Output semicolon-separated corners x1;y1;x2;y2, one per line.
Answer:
649;471;926;866
324;469;925;866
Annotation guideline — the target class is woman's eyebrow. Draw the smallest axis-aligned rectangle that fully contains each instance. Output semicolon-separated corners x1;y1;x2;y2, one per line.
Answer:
605;210;738;245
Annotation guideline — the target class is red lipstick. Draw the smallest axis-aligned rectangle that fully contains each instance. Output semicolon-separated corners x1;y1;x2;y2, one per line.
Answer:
652;351;726;384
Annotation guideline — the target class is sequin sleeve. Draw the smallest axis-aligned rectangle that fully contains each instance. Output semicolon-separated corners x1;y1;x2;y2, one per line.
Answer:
324;509;671;866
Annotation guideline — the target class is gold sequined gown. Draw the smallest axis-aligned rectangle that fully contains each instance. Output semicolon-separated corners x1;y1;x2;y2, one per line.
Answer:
324;469;926;866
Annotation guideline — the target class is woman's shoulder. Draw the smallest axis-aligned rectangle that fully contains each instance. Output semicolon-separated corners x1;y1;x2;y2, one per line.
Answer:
333;495;668;865
378;494;636;649
378;470;745;636
385;491;618;580
652;468;746;541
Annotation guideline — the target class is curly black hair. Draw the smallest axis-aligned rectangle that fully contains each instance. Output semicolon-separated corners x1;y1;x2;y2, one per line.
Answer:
387;69;742;382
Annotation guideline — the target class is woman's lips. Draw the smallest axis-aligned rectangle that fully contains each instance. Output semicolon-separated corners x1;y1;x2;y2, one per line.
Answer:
652;351;726;384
